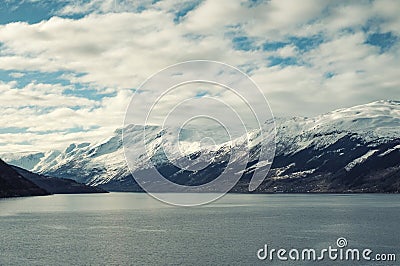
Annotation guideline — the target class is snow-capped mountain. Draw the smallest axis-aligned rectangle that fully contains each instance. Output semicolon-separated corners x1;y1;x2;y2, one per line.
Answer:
258;100;400;193
1;152;46;171
2;100;399;193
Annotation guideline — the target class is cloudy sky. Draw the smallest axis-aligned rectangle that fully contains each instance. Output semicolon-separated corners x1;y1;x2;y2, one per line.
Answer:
0;0;399;153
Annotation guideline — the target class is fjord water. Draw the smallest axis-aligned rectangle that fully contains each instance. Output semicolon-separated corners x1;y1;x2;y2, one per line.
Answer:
0;193;398;265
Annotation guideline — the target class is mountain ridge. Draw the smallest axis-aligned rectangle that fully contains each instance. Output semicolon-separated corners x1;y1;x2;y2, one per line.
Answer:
2;100;399;193
11;165;108;194
0;158;49;198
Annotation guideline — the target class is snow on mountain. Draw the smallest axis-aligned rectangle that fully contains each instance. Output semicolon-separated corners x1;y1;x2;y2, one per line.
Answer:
2;100;399;192
10;125;220;186
0;152;45;171
344;149;379;171
379;144;400;157
275;100;400;155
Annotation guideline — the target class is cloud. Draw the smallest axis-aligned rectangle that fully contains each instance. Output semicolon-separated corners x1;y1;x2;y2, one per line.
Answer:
0;0;399;152
244;0;329;39
276;45;298;58
8;72;24;78
0;78;133;151
0;11;243;89
0;80;95;108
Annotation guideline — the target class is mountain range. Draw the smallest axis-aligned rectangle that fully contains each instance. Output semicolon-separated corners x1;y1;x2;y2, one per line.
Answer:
2;100;399;193
0;158;106;198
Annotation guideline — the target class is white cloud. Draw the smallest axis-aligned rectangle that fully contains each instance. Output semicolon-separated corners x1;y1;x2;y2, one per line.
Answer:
243;0;330;39
372;0;400;34
0;0;399;152
0;90;133;152
0;81;95;108
9;72;24;78
276;45;298;58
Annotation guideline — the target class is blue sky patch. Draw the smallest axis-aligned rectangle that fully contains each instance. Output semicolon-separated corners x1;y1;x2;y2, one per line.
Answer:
0;0;67;24
263;35;324;53
245;0;266;8
237;63;259;75
232;36;257;51
0;69;116;102
173;0;203;23
63;88;116;102
195;90;208;98
0;127;28;134
183;33;205;41
288;35;324;53
0;70;15;84
263;41;287;51
324;72;336;79
267;56;299;67
365;32;398;53
6;70;72;88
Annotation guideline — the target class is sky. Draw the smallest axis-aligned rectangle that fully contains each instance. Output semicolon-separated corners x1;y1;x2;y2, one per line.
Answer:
0;0;399;153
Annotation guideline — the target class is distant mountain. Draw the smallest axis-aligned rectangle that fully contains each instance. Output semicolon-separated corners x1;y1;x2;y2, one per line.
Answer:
3;100;400;193
0;159;49;198
1;151;45;171
11;165;107;194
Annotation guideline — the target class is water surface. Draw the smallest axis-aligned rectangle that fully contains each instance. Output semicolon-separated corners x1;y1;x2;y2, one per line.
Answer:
0;193;399;265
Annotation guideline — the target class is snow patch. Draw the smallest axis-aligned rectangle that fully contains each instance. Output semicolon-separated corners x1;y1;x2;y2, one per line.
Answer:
378;144;400;157
345;150;379;171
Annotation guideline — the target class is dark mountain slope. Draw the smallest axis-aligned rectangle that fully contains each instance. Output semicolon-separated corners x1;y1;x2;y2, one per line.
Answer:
0;159;49;198
12;166;108;194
